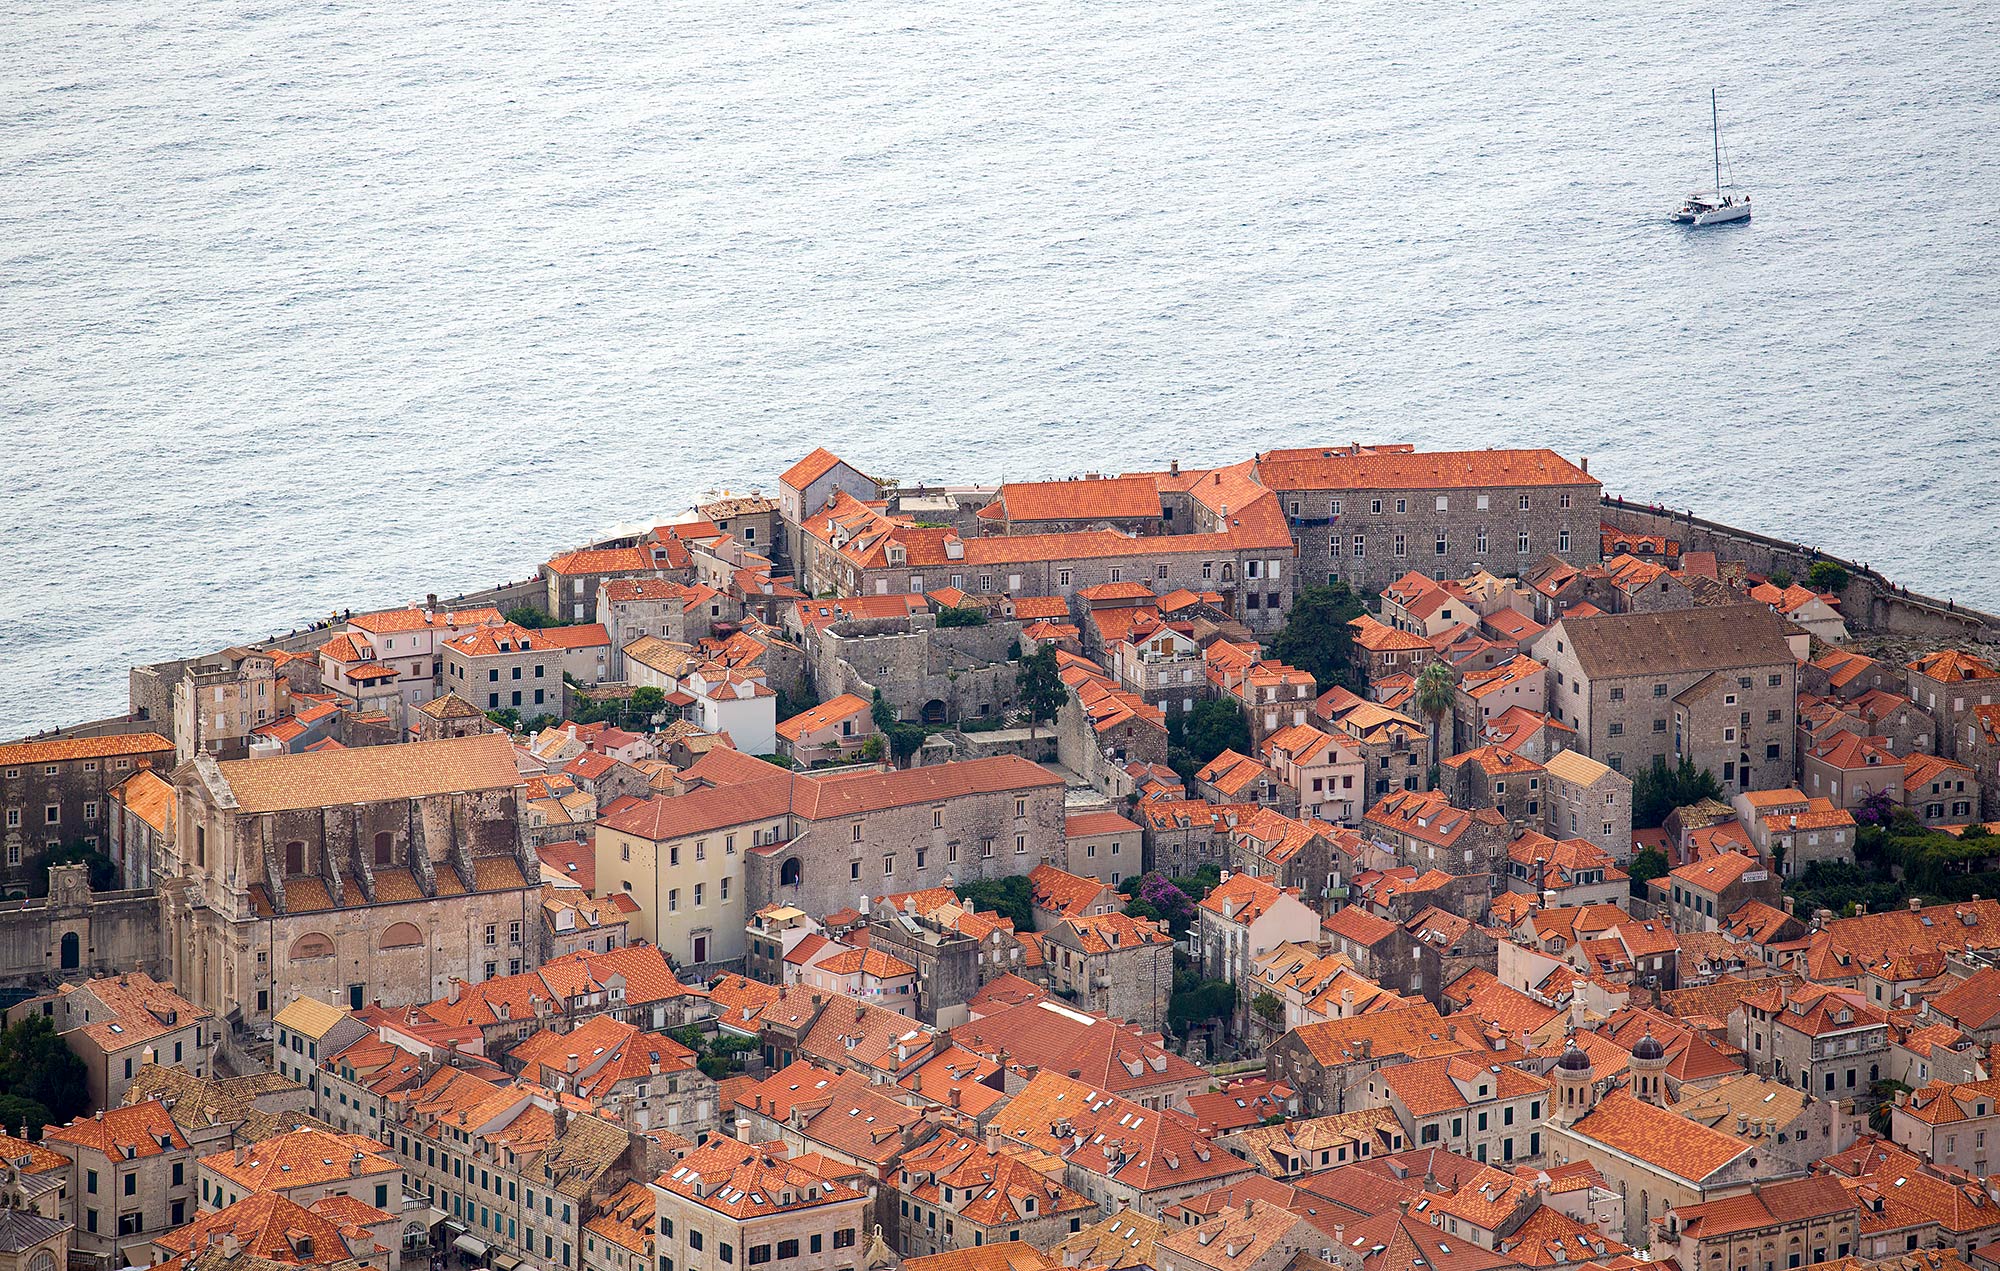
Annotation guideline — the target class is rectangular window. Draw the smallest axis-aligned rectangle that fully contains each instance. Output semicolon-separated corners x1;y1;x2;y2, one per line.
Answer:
1518;531;1530;553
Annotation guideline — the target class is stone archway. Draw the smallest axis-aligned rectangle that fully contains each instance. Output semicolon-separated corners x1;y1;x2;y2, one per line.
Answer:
920;699;947;726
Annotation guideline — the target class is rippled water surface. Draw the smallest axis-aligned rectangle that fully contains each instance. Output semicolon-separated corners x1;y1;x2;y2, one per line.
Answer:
3;0;1997;737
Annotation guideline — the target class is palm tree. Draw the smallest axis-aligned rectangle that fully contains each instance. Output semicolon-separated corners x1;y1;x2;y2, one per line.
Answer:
1414;658;1457;773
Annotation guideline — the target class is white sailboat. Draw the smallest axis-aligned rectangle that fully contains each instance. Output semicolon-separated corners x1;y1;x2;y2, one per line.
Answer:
1670;89;1751;226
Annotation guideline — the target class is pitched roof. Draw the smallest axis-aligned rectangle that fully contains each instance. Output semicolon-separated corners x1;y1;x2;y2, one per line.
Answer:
212;732;522;813
44;1099;188;1158
1562;1089;1748;1184
1254;448;1594;492
1558;604;1795;680
0;731;172;767
776;693;872;742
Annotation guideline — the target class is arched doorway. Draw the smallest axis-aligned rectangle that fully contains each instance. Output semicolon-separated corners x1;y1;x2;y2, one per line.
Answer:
373;832;393;866
920;699;947;726
779;857;803;888
58;932;79;970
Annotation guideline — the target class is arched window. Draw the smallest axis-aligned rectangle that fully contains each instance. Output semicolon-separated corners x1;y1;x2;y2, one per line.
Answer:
780;858;803;887
290;933;335;960
374;832;393;867
29;1251;55;1271
285;840;306;875
58;932;80;970
380;922;423;950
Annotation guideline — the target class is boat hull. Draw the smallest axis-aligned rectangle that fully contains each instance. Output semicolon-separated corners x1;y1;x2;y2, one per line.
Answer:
1692;202;1751;226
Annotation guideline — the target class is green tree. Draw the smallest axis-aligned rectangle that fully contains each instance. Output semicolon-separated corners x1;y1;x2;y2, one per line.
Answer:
0;1016;89;1127
936;606;988;628
1167;979;1238;1035
1251;992;1284;1027
1268;584;1368;690
504;606;555;629
957;876;1035;930
27;841;118;895
629;686;667;720
859;735;887;763
1183;699;1251;768
870;690;925;766
1015;645;1067;740
1414;660;1457;768
1631;757;1724;829
0;1094;53;1140
1807;561;1850;592
485;707;522;731
1628;848;1669;885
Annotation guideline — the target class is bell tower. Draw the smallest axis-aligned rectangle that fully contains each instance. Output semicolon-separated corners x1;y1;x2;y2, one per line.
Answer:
1552;1033;1598;1126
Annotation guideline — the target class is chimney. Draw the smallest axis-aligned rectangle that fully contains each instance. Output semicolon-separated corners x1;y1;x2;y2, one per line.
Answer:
427;594;439;610
348;1151;364;1176
567;1053;580;1074
735;1119;753;1143
985;1124;1002;1153
447;977;463;1005
234;1145;247;1165
1580;457;1589;474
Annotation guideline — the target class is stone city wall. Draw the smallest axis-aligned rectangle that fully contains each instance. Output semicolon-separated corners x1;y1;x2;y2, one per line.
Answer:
1600;497;1999;644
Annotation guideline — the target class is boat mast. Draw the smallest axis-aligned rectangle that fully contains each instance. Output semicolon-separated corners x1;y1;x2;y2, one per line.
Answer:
1712;87;1721;193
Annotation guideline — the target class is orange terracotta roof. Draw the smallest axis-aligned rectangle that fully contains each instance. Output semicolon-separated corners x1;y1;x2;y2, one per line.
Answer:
0;731;173;767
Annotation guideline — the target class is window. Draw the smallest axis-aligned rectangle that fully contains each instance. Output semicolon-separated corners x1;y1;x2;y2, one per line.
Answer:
1353;535;1365;558
1394;533;1406;557
851;822;863;842
776;1241;798;1260
882;855;895;876
1769;673;1784;687
1518;531;1530;553
833;1231;857;1251
1558;529;1570;553
1371;499;1383;515
750;1248;772;1266
1518;494;1530;510
1057;569;1072;588
1015;834;1027;854
694;883;704;906
1330;499;1342;516
850;861;861;881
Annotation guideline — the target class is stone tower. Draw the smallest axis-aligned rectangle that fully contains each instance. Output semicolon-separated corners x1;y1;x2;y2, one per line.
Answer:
1629;1026;1669;1106
1552;1034;1597;1126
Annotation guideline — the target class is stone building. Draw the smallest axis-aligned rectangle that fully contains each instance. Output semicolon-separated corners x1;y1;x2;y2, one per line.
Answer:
1357;1054;1552;1167
1907;651;2000;763
1360;788;1510;883
1544;1074;1764;1246
778;448;885;568
1651;1176;1858;1271
889;1130;1098;1257
650;1137;871;1271
165;733;541;1027
794;471;1297;633
0;864;164;993
1727;982;1890;1100
1312;689;1431;802
1249;445;1601;594
1039;912;1174;1032
1134;800;1233;878
1541;749;1633;864
24;971;214;1110
1061;810;1144;885
596;580;727;680
42;1099;196;1268
106;769;175;888
172;649;289;763
1537;604;1798;793
441;622;573;718
743;757;1066;921
1;734;174;891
